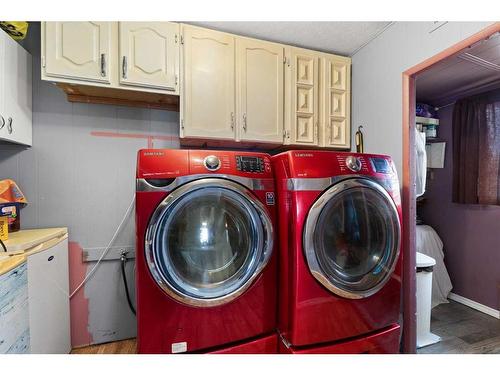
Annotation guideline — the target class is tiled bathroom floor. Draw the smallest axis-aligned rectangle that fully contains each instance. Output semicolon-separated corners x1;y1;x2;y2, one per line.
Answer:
417;301;500;354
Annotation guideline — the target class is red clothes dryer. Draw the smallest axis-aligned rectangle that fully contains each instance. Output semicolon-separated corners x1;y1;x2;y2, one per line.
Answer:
136;149;277;354
272;151;402;352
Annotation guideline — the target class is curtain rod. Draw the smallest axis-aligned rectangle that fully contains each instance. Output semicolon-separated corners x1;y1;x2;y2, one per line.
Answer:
435;101;455;111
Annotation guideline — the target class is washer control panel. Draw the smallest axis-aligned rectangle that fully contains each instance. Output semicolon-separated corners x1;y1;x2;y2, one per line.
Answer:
236;155;265;173
203;155;221;171
370;157;392;174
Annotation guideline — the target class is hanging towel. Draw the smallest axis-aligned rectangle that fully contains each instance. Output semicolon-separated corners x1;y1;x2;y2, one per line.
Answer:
415;128;427;197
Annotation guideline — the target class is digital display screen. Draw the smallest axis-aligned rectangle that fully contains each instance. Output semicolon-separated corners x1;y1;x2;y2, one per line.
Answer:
236;156;264;172
370;158;391;174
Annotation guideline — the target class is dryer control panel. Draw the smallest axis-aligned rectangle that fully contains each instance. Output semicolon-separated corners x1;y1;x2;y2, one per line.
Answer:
137;149;273;179
236;155;265;173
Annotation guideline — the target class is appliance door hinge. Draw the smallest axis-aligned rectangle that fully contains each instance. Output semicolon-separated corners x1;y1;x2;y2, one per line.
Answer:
41;55;46;68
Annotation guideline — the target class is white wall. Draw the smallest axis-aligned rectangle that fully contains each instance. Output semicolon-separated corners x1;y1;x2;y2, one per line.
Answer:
351;21;494;177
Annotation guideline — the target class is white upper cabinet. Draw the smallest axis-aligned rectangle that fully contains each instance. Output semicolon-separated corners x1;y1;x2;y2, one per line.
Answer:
0;30;4;137
321;54;351;149
40;21;351;148
119;22;179;92
236;38;284;143
181;25;235;140
284;47;351;149
42;22;180;95
285;47;319;146
0;30;32;146
42;22;113;83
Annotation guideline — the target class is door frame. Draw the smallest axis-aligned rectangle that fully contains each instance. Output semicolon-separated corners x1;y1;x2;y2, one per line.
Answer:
401;22;500;354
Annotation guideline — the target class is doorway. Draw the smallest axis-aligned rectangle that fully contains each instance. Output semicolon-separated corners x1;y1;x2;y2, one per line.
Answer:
401;23;500;354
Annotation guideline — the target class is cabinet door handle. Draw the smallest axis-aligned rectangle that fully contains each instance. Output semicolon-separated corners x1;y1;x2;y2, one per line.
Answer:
243;113;247;132
7;117;13;134
100;53;106;77
0;115;4;130
230;112;235;130
283;129;290;140
122;56;128;79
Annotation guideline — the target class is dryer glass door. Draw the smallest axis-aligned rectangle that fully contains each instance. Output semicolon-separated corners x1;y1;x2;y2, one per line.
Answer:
146;178;273;307
304;178;400;299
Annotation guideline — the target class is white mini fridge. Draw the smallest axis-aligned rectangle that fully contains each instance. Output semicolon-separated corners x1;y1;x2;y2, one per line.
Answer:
5;228;71;353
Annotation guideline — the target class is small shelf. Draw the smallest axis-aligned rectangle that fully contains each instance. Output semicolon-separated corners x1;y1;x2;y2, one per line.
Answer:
56;83;180;111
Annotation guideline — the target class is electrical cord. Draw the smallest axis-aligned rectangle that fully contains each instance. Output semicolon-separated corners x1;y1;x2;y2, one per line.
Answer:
120;252;136;316
0;238;7;252
69;195;135;299
0;195;137;311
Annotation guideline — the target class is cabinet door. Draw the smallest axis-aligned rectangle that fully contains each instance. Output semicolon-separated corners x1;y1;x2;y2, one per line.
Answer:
287;48;319;146
237;38;284;143
0;30;32;146
322;56;351;149
0;30;5;139
27;239;70;354
0;262;30;354
119;22;179;91
43;22;113;83
181;25;235;140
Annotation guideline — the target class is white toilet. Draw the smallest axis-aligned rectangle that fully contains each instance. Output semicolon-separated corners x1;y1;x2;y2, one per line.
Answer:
416;252;441;348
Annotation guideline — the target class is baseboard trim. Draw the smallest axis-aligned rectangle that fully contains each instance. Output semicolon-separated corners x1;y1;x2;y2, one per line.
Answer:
448;293;500;319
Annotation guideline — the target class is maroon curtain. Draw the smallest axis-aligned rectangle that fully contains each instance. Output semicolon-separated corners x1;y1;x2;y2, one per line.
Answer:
453;93;500;205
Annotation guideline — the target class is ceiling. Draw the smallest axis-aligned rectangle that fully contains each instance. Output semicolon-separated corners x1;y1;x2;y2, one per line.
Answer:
416;32;500;107
188;22;392;56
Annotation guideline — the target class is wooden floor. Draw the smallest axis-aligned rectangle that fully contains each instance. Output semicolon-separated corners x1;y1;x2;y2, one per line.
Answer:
71;301;500;354
417;301;500;354
71;338;137;354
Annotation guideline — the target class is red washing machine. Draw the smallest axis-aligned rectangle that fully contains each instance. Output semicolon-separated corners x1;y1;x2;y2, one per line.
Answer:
272;150;402;353
136;149;278;354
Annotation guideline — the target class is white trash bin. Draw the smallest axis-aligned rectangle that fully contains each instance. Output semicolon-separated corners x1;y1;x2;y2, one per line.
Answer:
416;252;441;348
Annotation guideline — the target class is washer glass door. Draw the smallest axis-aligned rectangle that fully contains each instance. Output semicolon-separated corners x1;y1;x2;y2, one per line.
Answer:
146;179;273;306
304;178;400;299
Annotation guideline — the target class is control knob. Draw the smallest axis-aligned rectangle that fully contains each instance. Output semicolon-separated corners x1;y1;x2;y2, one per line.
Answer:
203;155;221;171
346;156;362;172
